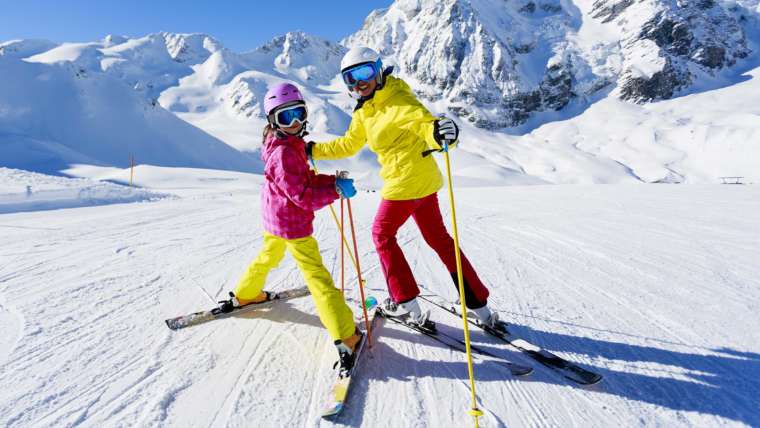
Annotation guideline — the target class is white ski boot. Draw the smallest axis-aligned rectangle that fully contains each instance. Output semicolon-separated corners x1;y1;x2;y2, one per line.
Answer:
381;297;436;333
471;305;507;333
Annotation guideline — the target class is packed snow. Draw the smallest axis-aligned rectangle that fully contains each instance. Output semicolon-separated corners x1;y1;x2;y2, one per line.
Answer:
1;169;759;427
2;0;760;426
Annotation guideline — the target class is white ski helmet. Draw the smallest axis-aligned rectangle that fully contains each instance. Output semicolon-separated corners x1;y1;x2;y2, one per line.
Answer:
340;47;381;72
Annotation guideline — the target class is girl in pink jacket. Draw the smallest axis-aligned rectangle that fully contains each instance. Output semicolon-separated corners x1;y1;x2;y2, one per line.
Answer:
217;83;361;372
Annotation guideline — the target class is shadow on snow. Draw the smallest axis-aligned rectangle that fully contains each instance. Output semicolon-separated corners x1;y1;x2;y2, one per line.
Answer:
228;299;760;426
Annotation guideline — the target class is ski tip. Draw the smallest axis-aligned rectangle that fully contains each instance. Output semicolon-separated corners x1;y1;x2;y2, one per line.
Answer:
165;319;177;330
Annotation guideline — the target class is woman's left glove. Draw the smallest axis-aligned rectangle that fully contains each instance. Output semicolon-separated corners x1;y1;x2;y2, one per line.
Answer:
336;177;357;199
433;118;459;152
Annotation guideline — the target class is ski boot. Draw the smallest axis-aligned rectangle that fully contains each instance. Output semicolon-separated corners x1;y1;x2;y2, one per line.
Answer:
471;304;508;334
216;291;271;314
334;329;364;378
381;297;437;334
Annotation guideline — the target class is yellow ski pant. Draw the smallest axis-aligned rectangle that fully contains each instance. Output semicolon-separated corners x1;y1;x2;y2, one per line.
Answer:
234;233;356;341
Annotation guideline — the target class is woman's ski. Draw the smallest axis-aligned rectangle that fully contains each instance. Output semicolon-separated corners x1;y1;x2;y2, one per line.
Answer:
377;307;533;377
418;289;602;385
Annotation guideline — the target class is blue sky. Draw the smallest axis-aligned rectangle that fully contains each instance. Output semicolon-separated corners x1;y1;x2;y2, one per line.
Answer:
0;0;392;52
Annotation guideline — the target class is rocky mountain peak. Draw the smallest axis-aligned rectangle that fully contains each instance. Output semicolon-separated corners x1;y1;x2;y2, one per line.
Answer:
593;0;750;102
248;31;346;84
344;0;601;128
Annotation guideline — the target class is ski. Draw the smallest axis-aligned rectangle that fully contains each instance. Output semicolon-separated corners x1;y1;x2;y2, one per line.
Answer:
418;289;602;385
377;307;533;377
165;286;310;330
322;308;383;418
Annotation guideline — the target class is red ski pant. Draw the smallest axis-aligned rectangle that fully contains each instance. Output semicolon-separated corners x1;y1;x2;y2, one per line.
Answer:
371;192;489;308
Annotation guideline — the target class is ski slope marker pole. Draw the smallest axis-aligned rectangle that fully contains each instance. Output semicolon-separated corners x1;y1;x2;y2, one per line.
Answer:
443;148;483;427
129;155;135;188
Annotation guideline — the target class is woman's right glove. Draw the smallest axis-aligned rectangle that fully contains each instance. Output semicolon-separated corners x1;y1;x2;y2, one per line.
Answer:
335;177;357;199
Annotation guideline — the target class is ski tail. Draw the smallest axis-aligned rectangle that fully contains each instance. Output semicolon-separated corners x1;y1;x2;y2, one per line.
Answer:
322;306;382;418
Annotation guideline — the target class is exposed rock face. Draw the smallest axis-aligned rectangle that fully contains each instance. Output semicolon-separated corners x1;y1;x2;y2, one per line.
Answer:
341;0;752;126
593;0;750;103
343;0;604;128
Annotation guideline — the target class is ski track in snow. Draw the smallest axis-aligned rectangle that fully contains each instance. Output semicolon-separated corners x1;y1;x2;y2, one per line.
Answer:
1;184;759;427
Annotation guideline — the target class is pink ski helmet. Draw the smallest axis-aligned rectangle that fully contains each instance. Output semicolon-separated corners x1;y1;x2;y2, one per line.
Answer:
264;82;305;115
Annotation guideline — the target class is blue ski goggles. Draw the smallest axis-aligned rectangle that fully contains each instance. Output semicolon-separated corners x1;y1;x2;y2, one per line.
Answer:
271;103;308;128
341;60;382;89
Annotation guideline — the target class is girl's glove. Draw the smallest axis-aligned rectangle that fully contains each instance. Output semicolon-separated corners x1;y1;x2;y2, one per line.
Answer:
433;118;459;152
305;141;315;157
336;177;357;198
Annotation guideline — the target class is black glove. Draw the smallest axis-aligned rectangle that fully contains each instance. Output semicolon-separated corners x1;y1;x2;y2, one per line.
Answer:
433;118;459;152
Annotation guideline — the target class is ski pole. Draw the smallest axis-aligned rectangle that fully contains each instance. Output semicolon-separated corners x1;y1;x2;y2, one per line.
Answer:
309;159;361;274
309;158;372;343
346;198;372;346
442;147;483;427
340;197;345;293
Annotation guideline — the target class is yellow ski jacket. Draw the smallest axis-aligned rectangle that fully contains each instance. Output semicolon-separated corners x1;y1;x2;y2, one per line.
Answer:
312;75;444;201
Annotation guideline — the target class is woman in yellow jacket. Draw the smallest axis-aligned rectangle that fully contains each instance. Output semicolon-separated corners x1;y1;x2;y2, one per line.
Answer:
307;47;501;332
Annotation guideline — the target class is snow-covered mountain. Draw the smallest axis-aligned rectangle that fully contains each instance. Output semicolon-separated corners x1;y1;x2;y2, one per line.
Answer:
345;0;755;128
345;0;600;128
0;37;258;174
158;31;353;152
1;0;759;182
593;0;750;102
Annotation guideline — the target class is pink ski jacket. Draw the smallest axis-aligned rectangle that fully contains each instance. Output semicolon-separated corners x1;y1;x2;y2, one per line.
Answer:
260;130;339;239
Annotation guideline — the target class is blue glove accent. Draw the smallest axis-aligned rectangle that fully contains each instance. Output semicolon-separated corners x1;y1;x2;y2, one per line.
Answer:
336;177;357;199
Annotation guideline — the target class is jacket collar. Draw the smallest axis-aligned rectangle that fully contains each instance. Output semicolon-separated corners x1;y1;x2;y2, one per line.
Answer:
354;66;396;112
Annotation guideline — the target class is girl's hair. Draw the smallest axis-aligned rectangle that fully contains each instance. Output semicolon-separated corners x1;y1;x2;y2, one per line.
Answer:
262;124;273;143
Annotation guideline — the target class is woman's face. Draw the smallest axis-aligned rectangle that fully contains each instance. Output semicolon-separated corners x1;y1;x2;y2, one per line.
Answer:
353;78;378;98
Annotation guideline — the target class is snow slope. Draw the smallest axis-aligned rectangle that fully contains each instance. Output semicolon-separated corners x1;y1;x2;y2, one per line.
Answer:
1;170;759;427
463;63;760;184
0;168;168;214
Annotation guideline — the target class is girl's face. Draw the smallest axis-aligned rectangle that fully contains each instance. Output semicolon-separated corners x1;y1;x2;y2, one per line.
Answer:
280;122;304;135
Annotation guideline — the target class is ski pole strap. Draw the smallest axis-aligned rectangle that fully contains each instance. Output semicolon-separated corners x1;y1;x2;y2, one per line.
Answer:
421;148;440;158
